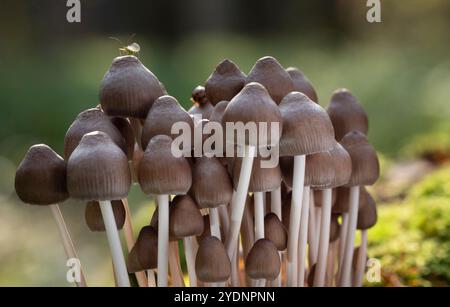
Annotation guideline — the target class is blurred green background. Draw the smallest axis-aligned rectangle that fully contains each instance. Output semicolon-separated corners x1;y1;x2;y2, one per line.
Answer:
1;0;450;286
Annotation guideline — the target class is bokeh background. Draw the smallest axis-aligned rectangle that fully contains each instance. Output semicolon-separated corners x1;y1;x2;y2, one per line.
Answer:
1;0;450;286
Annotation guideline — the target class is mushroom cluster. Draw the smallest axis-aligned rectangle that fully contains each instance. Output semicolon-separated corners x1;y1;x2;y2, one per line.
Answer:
14;46;379;287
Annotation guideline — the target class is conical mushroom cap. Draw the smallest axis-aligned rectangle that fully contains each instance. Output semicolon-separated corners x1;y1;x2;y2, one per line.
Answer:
209;100;229;124
329;142;352;188
357;190;377;230
195;236;231;282
327;89;368;141
85;200;126;231
15;144;68;205
191;157;233;209
111;117;135;160
264;213;288;251
141;95;194;150
340;131;379;186
100;55;165;118
330;213;341;242
245;239;281;280
246;56;294;104
169;195;204;239
286;67;318;103
64;108;127;160
138;135;192;195
222;82;282;147
279;92;335;156
188;86;214;120
127;226;158;272
205;59;246;106
67;131;131;201
232;155;282;192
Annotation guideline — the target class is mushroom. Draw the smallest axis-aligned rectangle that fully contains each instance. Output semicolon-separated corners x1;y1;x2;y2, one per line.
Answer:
286;67;318;103
85;200;126;231
127;225;158;283
188;85;214;120
245;239;281;284
195;236;231;284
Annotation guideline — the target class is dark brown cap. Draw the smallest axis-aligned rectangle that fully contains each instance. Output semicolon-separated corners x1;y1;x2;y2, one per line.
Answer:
169;195;204;239
205;59;246;106
195;236;231;282
330;213;340;242
85;200;126;232
189;86;214;120
246;56;294;104
111;117;136;160
209;100;229;124
286;67;318;103
138;135;192;195
15;144;68;205
191;157;233;209
264;213;288;251
327;89;368;141
357;189;377;230
64;108;127;160
340;131;380;186
127;225;158;273
100;55;165;118
67;131;132;201
222;82;282;147
279;91;335;156
141;95;194;150
245;239;281;280
232;155;282;192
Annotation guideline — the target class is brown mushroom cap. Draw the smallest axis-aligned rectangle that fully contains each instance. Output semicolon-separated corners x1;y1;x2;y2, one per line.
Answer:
329;142;352;188
169;195;204;239
222;82;282;147
264;213;288;251
357;190;377;230
209;100;229;124
191;157;233;209
138;135;192;195
286;67;318;103
195;236;231;282
245;239;281;280
127;225;158;273
64;108;127;160
246;56;294;104
66;131;131;201
313;188;337;208
188;86;214;120
141;95;194;150
205;59;246;106
111;117;135;160
330;213;341;242
100;55;165;119
327;89;368;141
232;155;282;192
340;131;380;186
85;200;126;231
333;186;370;214
279;91;335;156
15;144;69;205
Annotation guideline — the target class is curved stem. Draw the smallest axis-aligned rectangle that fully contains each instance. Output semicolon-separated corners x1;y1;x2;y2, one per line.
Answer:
314;188;333;286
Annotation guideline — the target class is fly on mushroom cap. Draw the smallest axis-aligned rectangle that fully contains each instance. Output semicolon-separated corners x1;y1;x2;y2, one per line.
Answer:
85;200;126;232
232;155;282;192
222;82;283;148
264;213;288;251
64;108;127;160
195;236;231;282
138;135;192;195
100;55;165;119
127;225;158;273
357;190;377;230
15;144;68;205
286;67;318;103
205;59;246;106
245;239;281;280
340;131;380;187
66;131;132;201
169;195;204;240
278;91;335;157
141;95;194;150
245;56;294;104
327;89;369;141
111;117;136;160
191;157;233;209
330;213;341;242
188;86;213;120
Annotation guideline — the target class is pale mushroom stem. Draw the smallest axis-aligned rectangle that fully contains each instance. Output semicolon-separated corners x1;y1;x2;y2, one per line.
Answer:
230;241;240;287
326;241;337;286
122;198;148;287
157;194;169;287
147;269;156;287
270;187;283;287
99;200;130;287
183;236;197;287
49;204;87;287
254;192;265;241
314;188;333;286
339;186;360;286
354;230;368;287
297;186;310;287
225;145;256;260
286;154;306;286
308;191;318;266
337;212;349;279
209;207;221;239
